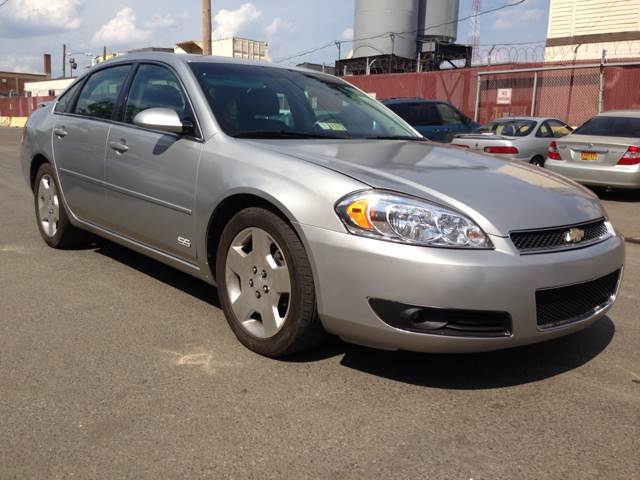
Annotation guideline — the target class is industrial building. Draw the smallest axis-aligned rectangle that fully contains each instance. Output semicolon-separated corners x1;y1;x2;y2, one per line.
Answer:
23;78;74;97
337;0;470;75
545;0;640;61
0;54;51;97
175;37;269;61
295;62;335;75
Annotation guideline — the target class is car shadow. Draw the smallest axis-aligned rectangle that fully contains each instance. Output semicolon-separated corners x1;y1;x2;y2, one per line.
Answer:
90;237;614;390
288;317;615;389
93;238;220;308
590;186;640;202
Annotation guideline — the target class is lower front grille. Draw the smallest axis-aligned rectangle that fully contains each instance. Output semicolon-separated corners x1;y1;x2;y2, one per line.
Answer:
536;270;620;329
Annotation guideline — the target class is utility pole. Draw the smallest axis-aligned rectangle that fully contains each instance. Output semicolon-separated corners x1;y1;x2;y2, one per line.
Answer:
103;46;107;62
469;0;481;65
202;0;212;55
62;44;66;77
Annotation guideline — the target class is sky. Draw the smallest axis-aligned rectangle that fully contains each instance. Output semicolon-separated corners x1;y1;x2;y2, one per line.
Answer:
0;0;550;77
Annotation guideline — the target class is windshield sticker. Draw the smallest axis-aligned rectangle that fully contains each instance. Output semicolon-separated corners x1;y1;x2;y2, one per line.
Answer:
317;122;347;132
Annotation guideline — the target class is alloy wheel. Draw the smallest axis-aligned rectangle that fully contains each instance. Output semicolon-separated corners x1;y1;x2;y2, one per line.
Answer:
37;174;59;237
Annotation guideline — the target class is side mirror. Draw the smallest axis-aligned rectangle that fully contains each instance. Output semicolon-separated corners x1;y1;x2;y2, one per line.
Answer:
133;108;188;134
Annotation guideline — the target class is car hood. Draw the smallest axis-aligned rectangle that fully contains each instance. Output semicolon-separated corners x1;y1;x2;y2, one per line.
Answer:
247;139;604;236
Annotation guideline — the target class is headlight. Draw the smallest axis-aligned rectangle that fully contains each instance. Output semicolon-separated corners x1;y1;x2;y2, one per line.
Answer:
335;191;492;249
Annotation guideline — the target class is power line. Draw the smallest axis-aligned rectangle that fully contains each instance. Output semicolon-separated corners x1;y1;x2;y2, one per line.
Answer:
0;0;10;7
273;0;528;64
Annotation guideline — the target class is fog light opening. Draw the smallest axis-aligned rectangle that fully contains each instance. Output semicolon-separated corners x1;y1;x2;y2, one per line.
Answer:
403;308;449;331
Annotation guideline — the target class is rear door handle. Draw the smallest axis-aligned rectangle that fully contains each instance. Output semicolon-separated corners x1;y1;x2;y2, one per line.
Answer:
53;128;68;138
109;141;129;154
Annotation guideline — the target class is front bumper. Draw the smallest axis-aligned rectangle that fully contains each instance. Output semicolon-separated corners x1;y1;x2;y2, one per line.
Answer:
546;159;640;188
301;224;625;353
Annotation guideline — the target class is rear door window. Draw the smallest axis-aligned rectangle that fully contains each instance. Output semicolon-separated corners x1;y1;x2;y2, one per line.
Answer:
547;119;573;137
54;81;83;114
573;116;640;137
536;122;552;138
435;103;464;125
387;102;441;126
73;65;130;120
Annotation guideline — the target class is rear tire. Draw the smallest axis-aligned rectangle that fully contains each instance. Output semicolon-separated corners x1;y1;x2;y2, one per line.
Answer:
216;207;326;357
33;163;88;249
530;155;545;167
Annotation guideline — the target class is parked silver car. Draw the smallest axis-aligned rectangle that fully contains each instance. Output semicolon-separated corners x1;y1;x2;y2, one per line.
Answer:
451;117;573;166
546;110;640;189
21;53;625;357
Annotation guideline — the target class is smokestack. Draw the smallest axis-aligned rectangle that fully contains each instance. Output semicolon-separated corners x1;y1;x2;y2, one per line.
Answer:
43;54;52;78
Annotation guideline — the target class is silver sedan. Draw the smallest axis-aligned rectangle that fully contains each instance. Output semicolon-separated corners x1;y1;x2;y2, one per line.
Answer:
546;110;640;189
451;117;573;166
21;53;624;357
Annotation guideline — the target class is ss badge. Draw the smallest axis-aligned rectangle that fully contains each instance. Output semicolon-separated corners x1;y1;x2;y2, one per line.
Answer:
177;236;191;248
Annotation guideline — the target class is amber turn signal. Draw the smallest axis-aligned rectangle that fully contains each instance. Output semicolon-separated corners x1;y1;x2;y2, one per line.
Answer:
345;199;373;229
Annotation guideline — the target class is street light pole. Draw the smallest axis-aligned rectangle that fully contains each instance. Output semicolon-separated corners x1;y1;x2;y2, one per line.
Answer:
202;0;212;55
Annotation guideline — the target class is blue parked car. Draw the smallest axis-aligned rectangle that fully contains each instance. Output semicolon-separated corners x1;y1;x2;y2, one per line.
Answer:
382;98;479;142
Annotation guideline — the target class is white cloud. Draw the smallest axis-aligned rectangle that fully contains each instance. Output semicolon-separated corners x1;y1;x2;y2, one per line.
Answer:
0;0;83;37
92;8;151;46
144;12;188;29
341;28;354;41
0;54;42;74
493;8;543;31
265;17;293;37
213;3;262;39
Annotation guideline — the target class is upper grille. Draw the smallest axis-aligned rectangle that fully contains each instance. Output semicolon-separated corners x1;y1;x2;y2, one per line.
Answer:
510;219;610;253
536;270;620;328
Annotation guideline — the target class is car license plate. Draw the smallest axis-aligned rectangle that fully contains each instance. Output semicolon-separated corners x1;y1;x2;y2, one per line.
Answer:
580;151;598;161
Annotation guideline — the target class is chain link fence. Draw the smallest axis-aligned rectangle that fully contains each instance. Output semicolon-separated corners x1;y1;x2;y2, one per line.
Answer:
475;62;640;126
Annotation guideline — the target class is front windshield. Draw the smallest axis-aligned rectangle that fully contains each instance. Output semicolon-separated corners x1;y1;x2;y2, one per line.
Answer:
189;62;420;140
474;119;536;137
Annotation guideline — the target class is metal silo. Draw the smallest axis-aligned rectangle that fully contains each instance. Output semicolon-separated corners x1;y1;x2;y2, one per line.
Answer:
353;0;419;59
418;0;460;43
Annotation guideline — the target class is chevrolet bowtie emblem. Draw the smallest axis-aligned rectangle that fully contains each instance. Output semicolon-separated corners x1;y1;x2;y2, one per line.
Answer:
565;227;585;243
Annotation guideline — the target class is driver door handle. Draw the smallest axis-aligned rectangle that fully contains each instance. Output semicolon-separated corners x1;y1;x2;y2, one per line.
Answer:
53;128;68;138
109;140;129;154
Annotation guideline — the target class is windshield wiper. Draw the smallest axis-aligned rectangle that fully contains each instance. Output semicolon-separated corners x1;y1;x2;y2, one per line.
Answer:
232;131;346;139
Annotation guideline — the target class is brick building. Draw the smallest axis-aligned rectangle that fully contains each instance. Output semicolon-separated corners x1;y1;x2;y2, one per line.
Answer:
0;54;52;97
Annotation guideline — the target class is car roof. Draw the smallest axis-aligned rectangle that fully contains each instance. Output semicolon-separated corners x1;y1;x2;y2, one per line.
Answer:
598;109;640;118
86;51;338;80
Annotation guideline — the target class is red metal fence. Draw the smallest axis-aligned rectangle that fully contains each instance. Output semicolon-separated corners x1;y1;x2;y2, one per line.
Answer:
345;61;640;127
0;96;55;117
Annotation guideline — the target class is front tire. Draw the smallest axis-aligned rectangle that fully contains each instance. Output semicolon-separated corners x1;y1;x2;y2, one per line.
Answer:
216;207;325;357
33;163;87;248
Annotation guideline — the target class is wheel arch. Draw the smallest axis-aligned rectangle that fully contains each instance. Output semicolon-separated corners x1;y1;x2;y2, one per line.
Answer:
30;153;50;191
204;191;313;285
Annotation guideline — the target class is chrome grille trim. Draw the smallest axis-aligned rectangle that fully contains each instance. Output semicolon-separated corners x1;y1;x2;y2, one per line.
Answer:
510;218;613;254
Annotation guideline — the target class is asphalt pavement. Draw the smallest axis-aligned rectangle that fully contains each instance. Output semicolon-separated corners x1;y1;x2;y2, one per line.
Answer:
1;127;639;479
